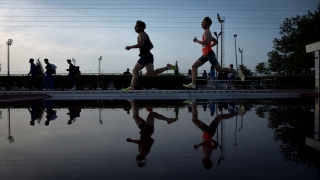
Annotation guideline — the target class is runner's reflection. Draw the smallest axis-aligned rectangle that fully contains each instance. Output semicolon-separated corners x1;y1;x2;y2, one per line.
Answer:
126;100;178;167
185;99;241;170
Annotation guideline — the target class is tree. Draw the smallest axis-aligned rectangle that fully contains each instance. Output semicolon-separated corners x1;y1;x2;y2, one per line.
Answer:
35;58;44;75
255;62;267;76
267;4;320;75
174;60;179;75
239;64;253;76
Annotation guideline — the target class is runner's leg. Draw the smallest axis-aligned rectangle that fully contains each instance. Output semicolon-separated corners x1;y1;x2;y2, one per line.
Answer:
130;100;145;126
130;63;144;88
192;60;204;85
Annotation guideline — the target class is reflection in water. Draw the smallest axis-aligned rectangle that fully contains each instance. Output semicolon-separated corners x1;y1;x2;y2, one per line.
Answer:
187;99;243;170
43;100;57;126
0;99;319;179
126;100;178;167
256;103;320;175
67;100;81;125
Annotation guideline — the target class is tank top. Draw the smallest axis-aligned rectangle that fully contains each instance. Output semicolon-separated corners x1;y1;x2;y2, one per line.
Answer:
202;30;214;55
138;32;153;58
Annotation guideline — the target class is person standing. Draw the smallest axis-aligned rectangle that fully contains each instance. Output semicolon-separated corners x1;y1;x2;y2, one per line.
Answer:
225;64;235;89
122;20;177;90
66;59;76;90
43;59;54;91
27;58;37;90
123;68;131;75
183;17;245;89
202;70;207;78
209;66;217;89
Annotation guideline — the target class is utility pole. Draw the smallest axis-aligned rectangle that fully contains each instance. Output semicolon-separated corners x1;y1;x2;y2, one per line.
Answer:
234;34;238;70
239;48;243;65
6;39;13;76
7;108;14;143
217;14;225;67
98;56;102;74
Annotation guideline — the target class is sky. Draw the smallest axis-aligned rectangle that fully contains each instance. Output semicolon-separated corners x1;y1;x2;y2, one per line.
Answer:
0;0;319;75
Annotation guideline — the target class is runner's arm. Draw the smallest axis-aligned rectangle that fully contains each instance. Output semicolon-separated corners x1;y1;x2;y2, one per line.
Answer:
126;138;141;144
149;41;154;50
125;33;145;50
211;37;218;47
193;31;211;45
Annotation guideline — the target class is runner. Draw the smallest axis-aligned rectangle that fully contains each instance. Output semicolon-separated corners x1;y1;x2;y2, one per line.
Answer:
122;20;177;90
183;17;245;89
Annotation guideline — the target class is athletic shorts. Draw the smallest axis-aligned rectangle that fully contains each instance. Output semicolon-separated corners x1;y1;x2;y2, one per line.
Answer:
138;123;154;137
198;52;218;66
198;121;219;136
138;56;154;67
228;74;234;80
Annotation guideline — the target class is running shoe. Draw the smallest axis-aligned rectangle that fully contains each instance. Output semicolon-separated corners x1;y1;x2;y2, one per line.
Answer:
183;83;196;89
167;63;178;71
122;87;134;91
183;99;195;104
167;117;179;124
238;70;245;81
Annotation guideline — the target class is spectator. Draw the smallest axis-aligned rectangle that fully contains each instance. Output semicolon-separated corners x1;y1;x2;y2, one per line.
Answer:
187;69;192;79
43;59;54;91
27;58;37;90
123;68;131;75
225;64;235;89
66;59;76;90
209;66;217;89
202;70;207;78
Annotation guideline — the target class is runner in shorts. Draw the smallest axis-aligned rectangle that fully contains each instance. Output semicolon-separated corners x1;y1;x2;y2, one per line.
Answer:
183;17;245;89
122;20;177;90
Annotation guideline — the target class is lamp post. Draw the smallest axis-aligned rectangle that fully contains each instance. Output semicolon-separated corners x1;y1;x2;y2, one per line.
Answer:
238;48;243;65
233;34;238;71
98;56;102;74
217;14;225;67
213;31;221;62
6;39;13;76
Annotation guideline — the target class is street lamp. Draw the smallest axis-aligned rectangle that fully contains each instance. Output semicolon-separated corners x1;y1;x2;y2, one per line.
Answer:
233;34;238;71
6;39;13;76
238;48;243;65
217;14;225;67
98;56;102;74
213;31;221;62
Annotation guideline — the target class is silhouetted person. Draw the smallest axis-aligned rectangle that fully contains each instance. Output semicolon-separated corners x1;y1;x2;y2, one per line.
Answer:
43;100;57;126
28;58;38;90
183;17;244;89
43;59;54;90
66;59;76;90
123;68;131;75
67;100;77;125
122;20;177;90
202;70;207;78
28;101;38;126
126;100;178;167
